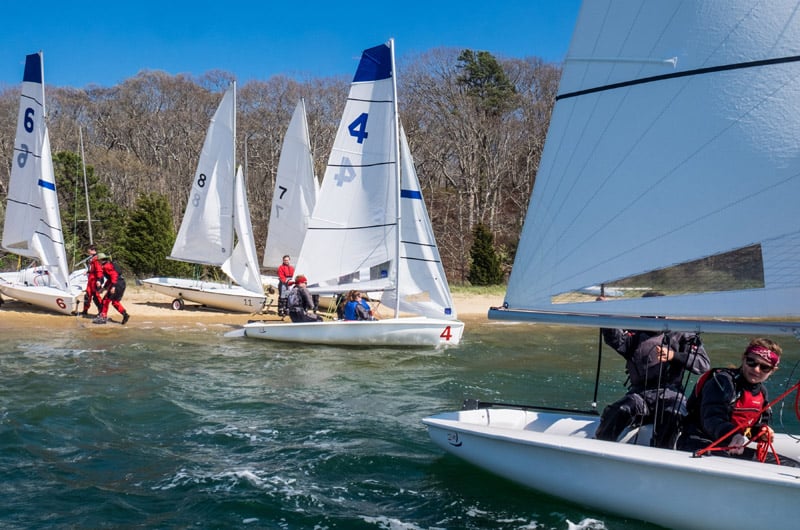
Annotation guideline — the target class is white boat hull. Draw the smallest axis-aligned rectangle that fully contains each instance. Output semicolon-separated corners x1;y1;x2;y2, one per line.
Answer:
0;281;81;315
423;408;800;529
142;277;266;313
240;317;464;347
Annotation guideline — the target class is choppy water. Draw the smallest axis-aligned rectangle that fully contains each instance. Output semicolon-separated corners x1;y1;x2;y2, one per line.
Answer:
2;319;799;529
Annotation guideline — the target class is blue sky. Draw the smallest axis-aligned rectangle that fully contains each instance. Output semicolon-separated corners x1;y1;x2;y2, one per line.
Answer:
0;1;581;89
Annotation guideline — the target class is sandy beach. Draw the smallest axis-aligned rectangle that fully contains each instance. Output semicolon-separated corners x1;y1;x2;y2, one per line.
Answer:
0;286;503;330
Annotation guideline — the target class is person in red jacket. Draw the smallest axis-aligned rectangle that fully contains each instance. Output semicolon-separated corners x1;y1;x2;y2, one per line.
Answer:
678;338;798;466
276;255;295;317
92;253;129;325
81;244;104;317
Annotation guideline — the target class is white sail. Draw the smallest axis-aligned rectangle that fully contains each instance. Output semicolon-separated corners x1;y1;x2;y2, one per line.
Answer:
502;1;800;322
380;127;456;320
238;40;463;346
2;52;70;292
263;99;318;268
143;82;266;313
221;166;263;294
295;42;399;296
170;85;236;267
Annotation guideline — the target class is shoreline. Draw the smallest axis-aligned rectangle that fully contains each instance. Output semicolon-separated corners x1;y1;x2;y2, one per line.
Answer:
0;286;502;330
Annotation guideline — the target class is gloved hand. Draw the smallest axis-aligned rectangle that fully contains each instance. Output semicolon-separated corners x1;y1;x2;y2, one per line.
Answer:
753;424;774;443
728;433;748;455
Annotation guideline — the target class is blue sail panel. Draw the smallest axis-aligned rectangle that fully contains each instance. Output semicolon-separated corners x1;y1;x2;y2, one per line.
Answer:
23;53;42;84
353;43;392;82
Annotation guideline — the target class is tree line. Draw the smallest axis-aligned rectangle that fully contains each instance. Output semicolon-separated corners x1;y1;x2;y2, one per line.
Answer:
0;47;561;284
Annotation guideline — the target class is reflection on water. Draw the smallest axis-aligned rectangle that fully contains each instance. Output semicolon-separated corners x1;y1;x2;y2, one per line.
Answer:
1;320;798;529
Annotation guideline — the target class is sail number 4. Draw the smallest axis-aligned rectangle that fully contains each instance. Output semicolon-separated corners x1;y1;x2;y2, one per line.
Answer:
440;326;453;341
348;113;369;144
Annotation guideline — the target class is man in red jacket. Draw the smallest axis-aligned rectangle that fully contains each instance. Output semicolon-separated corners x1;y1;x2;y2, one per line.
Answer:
93;253;130;325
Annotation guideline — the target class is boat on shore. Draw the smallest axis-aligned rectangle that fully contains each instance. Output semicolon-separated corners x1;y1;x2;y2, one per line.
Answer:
1;52;84;315
142;83;266;313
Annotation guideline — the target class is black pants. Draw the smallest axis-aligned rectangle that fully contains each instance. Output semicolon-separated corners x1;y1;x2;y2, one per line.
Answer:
288;310;322;323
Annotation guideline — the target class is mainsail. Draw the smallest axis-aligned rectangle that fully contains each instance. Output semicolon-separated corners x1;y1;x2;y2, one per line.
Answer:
170;84;236;267
295;42;399;298
2;51;71;291
263;99;318;268
503;1;800;322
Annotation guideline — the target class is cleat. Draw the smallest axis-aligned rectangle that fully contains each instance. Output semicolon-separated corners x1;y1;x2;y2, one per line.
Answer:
121;313;130;325
92;316;107;324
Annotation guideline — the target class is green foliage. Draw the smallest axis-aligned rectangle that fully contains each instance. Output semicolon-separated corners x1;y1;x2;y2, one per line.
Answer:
119;192;190;278
468;223;503;286
53;150;126;268
456;49;517;116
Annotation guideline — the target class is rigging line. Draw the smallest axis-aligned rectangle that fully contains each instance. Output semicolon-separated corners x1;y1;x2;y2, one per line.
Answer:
557;55;800;101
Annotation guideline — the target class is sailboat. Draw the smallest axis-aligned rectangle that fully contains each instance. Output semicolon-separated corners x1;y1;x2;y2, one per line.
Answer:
235;40;463;346
424;1;800;528
260;99;319;288
0;52;84;315
142;83;266;313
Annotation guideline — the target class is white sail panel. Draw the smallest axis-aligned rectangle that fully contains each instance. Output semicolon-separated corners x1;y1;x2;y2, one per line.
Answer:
263;99;318;268
222;166;263;294
2;52;70;291
170;85;236;266
505;0;800;319
295;42;398;289
381;128;456;320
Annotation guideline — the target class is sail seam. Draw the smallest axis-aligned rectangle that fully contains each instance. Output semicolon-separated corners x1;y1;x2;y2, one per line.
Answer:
557;55;800;100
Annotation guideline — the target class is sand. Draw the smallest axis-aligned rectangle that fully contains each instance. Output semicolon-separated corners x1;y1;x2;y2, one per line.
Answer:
0;286;503;330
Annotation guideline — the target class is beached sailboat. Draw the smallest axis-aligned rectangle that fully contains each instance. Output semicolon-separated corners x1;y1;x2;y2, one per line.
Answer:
142;83;266;313
424;1;800;528
0;52;84;315
235;40;463;346
261;99;319;285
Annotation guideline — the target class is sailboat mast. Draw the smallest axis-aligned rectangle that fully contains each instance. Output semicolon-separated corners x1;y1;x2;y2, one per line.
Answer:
79;127;93;244
390;38;401;319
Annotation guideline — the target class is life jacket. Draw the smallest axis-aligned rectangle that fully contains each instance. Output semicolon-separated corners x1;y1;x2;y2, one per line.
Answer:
101;260;125;286
690;368;766;431
286;288;303;312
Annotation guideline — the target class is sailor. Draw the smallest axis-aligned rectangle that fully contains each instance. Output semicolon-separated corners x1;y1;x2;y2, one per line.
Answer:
595;324;709;448
677;338;799;466
286;275;322;323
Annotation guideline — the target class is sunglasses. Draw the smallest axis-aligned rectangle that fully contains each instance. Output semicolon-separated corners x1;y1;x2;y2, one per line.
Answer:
744;356;775;373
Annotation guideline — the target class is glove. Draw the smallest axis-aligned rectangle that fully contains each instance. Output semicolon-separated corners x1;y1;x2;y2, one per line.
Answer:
753;425;774;443
728;433;748;455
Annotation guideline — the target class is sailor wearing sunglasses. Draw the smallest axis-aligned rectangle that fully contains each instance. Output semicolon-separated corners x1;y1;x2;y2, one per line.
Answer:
678;338;798;466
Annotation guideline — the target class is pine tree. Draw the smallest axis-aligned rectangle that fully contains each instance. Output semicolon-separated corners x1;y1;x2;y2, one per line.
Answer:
468;223;503;285
119;193;189;278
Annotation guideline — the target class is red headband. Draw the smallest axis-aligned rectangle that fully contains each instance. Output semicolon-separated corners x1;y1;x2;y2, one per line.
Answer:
746;345;780;367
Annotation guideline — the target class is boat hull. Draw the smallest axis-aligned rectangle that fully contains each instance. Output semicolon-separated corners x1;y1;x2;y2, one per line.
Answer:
0;281;81;315
423;408;800;530
241;317;464;346
142;277;266;313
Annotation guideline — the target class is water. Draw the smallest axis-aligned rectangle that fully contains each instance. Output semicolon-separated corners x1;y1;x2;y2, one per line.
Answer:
2;320;799;529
